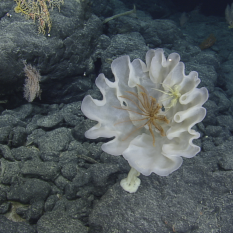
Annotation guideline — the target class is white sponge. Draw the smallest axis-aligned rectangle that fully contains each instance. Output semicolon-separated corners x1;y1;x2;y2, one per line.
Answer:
81;49;208;191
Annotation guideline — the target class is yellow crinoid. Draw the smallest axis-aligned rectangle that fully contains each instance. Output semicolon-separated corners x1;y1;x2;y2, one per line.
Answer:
154;84;181;109
114;84;169;146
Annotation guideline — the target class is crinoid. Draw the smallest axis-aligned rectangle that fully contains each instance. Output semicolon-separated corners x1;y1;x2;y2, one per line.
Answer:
114;84;169;146
153;84;181;109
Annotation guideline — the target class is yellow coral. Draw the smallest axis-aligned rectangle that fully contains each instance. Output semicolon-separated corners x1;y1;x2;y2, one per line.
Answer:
14;0;64;34
14;0;29;15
